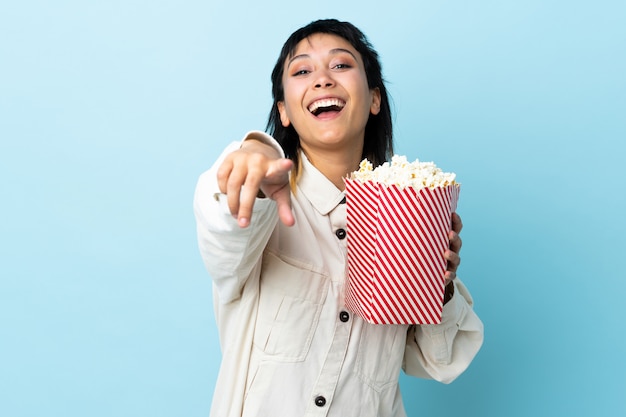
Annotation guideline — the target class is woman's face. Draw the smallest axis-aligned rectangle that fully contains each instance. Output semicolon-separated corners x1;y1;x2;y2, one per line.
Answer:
277;33;381;155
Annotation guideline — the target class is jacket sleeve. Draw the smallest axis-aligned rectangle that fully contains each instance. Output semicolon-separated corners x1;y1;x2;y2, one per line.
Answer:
193;131;285;304
403;278;484;383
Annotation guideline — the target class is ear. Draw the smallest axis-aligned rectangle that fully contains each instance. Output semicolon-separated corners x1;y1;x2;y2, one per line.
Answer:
370;87;381;115
277;101;291;127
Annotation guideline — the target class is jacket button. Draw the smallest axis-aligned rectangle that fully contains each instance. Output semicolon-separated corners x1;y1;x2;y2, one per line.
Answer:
339;311;350;322
335;228;346;239
314;396;326;407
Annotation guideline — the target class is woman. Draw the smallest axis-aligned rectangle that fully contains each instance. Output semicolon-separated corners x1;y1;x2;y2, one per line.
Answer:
194;18;483;417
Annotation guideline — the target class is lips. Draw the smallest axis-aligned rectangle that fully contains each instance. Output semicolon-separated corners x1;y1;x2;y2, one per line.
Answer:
308;97;346;116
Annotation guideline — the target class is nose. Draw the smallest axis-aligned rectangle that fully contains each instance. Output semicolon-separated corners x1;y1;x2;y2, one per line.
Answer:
315;80;333;88
314;69;335;89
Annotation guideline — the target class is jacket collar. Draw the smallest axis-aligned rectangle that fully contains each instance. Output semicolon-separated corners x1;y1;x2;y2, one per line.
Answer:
298;152;346;215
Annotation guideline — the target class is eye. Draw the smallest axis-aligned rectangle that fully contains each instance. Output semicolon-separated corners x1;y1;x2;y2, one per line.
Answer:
290;65;312;77
332;63;352;70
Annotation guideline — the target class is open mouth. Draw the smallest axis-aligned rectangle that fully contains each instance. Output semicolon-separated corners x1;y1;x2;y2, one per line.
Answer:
308;98;345;116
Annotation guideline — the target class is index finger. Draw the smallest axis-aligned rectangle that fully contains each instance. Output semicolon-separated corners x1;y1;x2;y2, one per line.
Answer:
235;165;266;228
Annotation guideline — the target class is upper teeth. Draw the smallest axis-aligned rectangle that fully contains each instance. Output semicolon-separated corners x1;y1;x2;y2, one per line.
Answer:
308;98;345;113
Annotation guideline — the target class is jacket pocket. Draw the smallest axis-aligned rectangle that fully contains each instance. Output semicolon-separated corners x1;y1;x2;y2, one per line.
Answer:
355;322;408;392
253;251;328;362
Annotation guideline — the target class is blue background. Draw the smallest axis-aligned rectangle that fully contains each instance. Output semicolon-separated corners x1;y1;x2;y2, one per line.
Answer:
1;1;624;416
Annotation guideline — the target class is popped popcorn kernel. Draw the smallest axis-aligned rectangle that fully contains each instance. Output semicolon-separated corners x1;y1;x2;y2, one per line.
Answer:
350;155;457;189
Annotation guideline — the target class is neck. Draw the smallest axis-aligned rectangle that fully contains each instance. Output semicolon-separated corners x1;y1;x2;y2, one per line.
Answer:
301;145;363;190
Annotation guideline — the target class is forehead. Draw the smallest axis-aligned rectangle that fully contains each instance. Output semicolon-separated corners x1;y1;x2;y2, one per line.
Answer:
288;33;361;61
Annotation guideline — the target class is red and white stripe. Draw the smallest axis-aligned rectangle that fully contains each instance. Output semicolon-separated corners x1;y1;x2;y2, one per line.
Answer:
345;179;460;324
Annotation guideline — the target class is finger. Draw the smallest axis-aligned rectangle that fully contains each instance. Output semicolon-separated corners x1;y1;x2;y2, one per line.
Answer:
448;230;462;254
225;167;248;219
236;184;261;228
236;164;268;227
264;159;294;226
272;184;295;227
444;249;461;273
266;158;295;226
445;214;462;286
451;212;463;234
265;158;294;183
444;270;456;285
216;158;233;195
275;195;295;227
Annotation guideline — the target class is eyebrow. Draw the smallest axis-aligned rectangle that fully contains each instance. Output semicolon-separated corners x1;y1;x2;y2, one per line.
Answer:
287;48;358;68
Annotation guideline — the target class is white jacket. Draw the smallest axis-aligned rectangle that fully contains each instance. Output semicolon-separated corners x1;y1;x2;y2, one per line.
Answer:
194;131;484;417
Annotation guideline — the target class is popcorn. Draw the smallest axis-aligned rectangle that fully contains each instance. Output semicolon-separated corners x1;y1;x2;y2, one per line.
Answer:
350;155;457;189
344;155;460;325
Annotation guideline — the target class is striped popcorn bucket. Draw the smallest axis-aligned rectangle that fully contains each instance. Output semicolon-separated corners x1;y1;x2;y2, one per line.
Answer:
344;178;460;324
